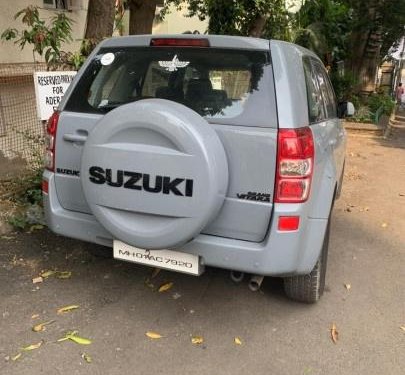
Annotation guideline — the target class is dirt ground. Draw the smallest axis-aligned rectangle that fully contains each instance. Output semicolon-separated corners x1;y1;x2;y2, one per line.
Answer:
0;125;404;375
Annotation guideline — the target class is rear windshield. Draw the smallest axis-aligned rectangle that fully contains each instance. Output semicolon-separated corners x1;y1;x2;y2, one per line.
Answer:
65;47;275;125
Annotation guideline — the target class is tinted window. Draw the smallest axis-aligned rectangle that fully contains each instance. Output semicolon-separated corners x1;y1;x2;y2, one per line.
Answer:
303;58;325;123
313;62;337;119
66;47;270;120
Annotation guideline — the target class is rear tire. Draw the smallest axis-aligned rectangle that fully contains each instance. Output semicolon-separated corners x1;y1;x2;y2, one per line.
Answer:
283;218;330;303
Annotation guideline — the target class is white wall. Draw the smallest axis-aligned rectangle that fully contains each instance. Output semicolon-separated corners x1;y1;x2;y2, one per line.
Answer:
0;0;88;64
153;5;207;35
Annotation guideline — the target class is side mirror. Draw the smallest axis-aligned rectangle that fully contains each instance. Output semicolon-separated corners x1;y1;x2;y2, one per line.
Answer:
338;101;355;118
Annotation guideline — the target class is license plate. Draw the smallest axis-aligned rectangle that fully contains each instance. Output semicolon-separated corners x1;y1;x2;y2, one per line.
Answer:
113;240;203;275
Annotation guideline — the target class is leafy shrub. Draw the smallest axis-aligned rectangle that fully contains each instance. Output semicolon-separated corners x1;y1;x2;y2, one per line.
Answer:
330;72;358;101
351;105;372;123
367;93;395;116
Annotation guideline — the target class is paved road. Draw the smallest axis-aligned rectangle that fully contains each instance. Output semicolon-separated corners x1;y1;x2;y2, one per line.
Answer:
0;128;404;375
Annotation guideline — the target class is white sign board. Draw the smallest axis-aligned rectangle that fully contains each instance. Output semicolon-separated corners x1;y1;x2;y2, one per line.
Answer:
33;71;77;120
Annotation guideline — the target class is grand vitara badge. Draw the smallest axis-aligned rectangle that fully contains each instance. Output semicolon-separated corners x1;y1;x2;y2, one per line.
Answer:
89;166;194;197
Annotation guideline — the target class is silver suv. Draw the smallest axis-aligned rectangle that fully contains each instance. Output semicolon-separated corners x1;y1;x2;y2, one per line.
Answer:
43;35;349;303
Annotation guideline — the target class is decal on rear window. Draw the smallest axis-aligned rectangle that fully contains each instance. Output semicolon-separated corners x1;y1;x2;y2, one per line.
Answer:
101;52;115;66
158;55;190;71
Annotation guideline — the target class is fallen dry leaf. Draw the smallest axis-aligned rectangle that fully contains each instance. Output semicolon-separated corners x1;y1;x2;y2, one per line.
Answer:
191;335;204;345
145;331;163;339
22;341;43;351
28;224;44;233
57;330;78;342
31;314;40;319
32;276;43;284
144;278;154;289
55;271;72;279
158;282;173;293
11;353;22;361
67;334;92;345
344;283;351;290
82;353;92;363
234;337;242;345
400;326;405;332
58;331;92;345
1;235;14;240
381;222;388;228
330;324;339;344
150;268;161;279
32;320;55;332
57;304;79;314
40;270;56;278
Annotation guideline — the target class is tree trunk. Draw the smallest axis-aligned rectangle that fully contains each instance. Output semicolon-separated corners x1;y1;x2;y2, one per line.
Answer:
84;0;115;42
346;1;383;95
248;15;268;37
128;0;160;35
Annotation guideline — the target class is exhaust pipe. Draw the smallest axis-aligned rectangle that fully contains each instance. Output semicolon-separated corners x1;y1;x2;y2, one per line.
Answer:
248;275;264;292
230;271;244;283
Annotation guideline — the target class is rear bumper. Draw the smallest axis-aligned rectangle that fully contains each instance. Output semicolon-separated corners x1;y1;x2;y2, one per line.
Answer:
43;172;328;276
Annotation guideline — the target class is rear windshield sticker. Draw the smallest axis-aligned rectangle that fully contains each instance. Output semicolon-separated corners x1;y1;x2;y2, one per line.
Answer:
101;53;115;66
159;55;190;71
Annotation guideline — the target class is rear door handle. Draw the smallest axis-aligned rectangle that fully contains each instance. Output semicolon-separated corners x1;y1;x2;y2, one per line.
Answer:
63;132;88;143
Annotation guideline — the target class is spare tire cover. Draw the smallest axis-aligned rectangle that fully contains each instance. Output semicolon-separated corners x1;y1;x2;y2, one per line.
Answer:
81;99;229;249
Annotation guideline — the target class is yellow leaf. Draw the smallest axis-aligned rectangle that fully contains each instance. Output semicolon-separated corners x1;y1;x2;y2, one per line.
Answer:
32;276;43;284
29;224;44;233
56;271;72;279
400;326;405;332
67;334;92;345
234;337;242;345
40;270;56;278
191;335;204;345
57;330;78;342
22;341;43;351
145;331;163;339
11;353;22;361
344;283;351;290
31;314;40;319
57;304;79;314
330;323;338;344
82;353;92;363
158;282;173;293
32;320;55;332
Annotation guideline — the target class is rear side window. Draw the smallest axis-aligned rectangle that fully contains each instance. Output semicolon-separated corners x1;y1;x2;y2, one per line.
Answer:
303;58;326;123
312;62;337;119
65;47;272;122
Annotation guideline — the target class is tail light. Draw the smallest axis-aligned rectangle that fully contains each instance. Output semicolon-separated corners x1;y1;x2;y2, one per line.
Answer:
275;127;314;203
44;111;59;172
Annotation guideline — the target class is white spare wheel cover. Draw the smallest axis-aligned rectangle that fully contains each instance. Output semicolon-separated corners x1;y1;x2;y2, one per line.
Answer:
81;99;229;249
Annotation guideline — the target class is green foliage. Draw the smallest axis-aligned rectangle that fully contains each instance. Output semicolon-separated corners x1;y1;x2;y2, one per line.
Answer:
5;128;45;230
163;0;287;36
8;215;29;230
351;105;373;123
367;93;395;116
330;71;358;101
1;6;73;67
293;0;351;64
